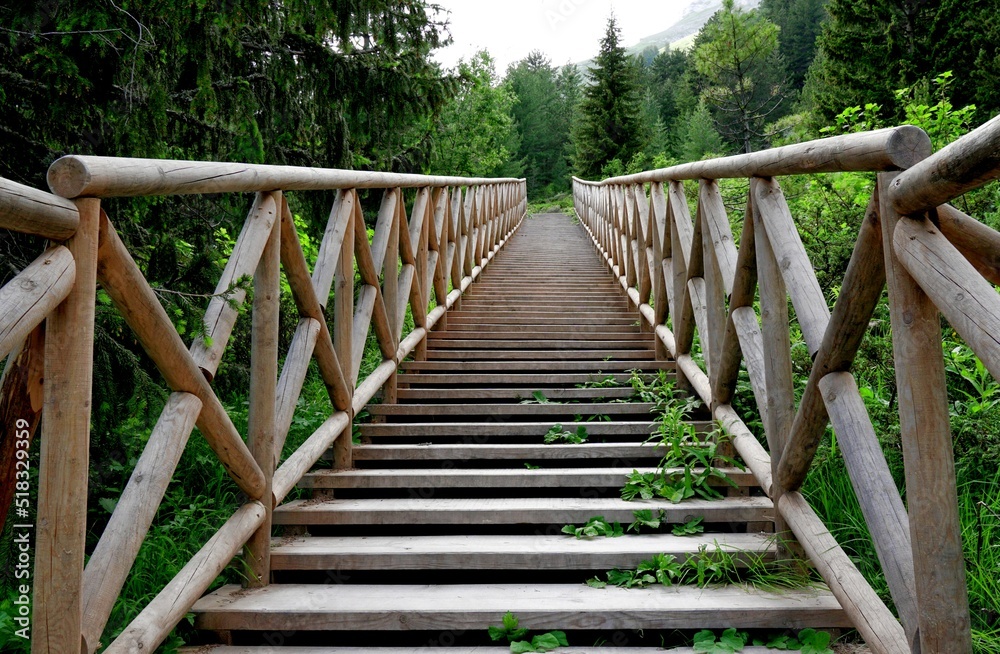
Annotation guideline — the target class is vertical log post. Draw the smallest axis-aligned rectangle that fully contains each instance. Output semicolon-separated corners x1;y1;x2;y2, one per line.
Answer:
879;172;972;653
753;179;794;542
246;200;280;587
33;197;99;654
333;191;356;470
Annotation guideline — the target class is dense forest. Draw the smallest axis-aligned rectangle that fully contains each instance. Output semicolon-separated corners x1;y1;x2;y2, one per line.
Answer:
3;0;1000;650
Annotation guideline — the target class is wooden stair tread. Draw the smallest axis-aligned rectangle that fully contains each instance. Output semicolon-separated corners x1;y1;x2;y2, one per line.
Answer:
352;443;668;460
269;533;776;570
359;420;711;436
397;361;674;372
191;583;849;631
272;496;773;525
366;402;658;416
182;648;779;653
299;467;754;488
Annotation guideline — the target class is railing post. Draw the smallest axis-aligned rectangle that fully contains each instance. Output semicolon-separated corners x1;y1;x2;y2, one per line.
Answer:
246;193;280;587
33;197;99;654
333;190;356;470
878;172;973;653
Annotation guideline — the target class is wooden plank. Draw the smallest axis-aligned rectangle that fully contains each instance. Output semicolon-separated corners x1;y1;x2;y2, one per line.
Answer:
396;387;637;401
0;246;74;361
300;467;754;489
273;318;321;461
359;420;708;437
333;192;355;469
192;582;848;631
352;442;667;461
181;648;778;654
33;197;98;654
273;412;350;506
81;393;201;652
366;402;658;417
396;372;651;385
273;496;774;526
270;532;773;570
425;350;654;361
878;172;972;653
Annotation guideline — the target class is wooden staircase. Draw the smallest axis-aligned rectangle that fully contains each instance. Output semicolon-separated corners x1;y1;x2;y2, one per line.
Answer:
186;213;849;651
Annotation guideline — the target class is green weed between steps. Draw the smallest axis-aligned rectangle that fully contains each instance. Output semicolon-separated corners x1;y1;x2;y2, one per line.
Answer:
693;628;834;653
489;611;569;653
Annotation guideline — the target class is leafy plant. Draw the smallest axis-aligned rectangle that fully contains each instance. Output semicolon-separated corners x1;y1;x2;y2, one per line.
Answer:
693;628;747;653
672;516;705;536
544;424;589;444
561;516;623;539
752;629;834;654
576;374;620;389
628;508;667;532
488;612;568;653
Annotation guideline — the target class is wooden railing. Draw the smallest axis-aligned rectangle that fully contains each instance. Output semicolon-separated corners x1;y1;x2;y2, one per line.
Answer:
574;118;1000;654
1;157;525;653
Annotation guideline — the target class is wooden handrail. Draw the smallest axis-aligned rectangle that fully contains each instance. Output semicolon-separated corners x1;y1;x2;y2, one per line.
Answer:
47;155;526;198
0;159;526;653
574;125;931;185
571;119;1000;653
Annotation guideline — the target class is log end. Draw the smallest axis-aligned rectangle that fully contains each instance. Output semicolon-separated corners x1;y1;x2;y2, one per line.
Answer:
47;155;92;199
886;126;933;170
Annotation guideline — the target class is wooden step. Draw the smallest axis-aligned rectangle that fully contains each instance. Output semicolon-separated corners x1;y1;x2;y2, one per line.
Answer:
269;532;775;570
395;372;656;386
299;467;755;489
366;403;659;417
395;387;638;401
191;583;849;631
398;360;673;372
352;442;667;461
359;421;706;437
182;648;780;653
427;339;652;350
427;330;647;340
425;350;653;361
272;496;773;526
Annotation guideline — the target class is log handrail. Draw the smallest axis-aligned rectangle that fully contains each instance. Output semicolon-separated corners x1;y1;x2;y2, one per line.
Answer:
573;117;1000;654
0;160;525;652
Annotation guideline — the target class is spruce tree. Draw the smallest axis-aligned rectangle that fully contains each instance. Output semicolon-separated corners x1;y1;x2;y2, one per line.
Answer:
573;15;646;179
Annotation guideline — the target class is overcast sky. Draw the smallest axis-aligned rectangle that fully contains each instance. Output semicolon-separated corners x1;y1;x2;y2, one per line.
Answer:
431;0;694;73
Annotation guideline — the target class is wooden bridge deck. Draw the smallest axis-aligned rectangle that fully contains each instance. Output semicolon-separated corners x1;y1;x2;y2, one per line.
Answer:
187;214;848;650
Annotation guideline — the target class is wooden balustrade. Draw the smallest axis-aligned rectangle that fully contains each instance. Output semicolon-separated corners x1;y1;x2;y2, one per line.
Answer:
573;121;1000;654
0;158;525;653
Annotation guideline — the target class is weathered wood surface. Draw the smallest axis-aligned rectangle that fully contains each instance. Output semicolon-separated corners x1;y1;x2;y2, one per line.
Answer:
0;246;75;361
193;583;849;631
0;176;79;239
0;325;44;534
269;533;774;570
589;125;930;184
33;197;98;654
880;173;972;653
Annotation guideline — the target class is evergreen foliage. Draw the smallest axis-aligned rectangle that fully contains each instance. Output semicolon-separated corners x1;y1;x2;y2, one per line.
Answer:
572;15;647;179
693;0;788;152
429;50;522;178
760;0;828;90
505;51;573;194
807;0;1000;124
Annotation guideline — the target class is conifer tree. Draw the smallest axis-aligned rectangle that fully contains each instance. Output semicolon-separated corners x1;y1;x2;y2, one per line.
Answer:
573;15;647;179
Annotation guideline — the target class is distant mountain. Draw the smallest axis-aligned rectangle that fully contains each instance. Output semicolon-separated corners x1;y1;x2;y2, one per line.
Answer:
573;0;761;70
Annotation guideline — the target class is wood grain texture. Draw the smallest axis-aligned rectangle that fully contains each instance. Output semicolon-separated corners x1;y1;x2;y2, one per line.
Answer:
879;172;972;653
0;176;79;239
192;583;848;632
34;197;98;654
0;245;74;361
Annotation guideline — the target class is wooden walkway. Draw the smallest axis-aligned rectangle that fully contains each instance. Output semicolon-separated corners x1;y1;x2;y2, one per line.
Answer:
187;213;848;650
